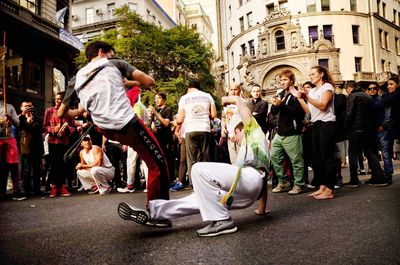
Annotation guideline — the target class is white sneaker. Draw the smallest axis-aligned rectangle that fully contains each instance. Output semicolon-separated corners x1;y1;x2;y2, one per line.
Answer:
117;187;135;193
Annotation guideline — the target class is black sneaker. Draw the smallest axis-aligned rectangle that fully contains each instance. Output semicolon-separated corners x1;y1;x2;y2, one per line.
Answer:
367;178;389;187
343;180;360;188
387;175;393;185
118;202;149;225
12;193;28;201
197;217;237;237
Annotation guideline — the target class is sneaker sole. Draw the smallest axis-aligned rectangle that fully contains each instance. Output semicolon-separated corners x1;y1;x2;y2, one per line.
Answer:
368;183;389;187
118;202;149;225
197;226;238;237
117;189;135;193
343;184;360;188
12;197;27;201
272;188;291;193
145;220;172;228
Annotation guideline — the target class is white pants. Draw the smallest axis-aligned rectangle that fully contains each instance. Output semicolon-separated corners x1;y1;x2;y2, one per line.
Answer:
127;147;148;187
77;166;115;194
149;162;264;221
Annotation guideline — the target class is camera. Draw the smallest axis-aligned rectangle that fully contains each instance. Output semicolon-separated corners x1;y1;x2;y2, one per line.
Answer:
27;107;36;113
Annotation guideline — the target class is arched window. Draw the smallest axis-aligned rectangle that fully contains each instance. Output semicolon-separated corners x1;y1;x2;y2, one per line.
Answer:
275;30;285;50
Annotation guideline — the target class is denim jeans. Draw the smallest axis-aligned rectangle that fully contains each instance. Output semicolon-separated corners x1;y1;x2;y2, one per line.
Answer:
348;130;384;182
376;131;394;176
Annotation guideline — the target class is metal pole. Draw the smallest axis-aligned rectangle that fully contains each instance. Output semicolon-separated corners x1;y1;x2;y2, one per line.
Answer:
2;31;8;135
2;31;6;113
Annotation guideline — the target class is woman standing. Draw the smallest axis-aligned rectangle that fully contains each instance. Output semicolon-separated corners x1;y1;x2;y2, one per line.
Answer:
293;66;337;199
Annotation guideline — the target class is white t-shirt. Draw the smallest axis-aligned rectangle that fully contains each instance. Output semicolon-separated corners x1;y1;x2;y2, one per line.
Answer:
308;83;336;123
74;58;135;130
81;145;113;168
178;90;215;133
223;104;242;138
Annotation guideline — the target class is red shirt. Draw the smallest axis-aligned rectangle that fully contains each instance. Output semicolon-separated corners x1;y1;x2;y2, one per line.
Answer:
43;106;76;145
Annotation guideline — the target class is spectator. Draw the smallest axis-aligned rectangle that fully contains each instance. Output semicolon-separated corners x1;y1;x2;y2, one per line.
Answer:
294;66;337;199
250;84;268;134
171;121;187;191
333;86;348;189
175;79;217;185
148;92;174;183
270;70;305;195
221;82;242;164
118;90;149;193
19;100;44;197
381;75;400;184
43;91;76;197
343;81;388;187
0;88;25;201
103;136;124;190
300;82;315;188
76;136;114;195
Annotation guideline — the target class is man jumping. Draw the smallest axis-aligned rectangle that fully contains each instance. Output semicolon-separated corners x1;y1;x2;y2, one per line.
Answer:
59;41;170;207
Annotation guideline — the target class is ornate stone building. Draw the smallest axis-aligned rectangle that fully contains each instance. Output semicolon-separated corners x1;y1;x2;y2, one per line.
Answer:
219;0;400;97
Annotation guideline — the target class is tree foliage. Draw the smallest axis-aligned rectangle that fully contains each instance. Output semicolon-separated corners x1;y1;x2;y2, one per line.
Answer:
76;5;216;111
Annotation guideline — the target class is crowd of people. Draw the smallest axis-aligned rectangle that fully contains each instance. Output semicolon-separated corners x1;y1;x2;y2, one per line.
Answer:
1;40;399;237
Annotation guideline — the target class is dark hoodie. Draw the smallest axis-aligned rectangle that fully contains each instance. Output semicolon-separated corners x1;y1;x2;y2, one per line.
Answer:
270;89;305;136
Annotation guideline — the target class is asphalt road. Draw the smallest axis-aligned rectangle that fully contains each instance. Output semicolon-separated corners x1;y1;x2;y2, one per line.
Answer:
1;164;400;265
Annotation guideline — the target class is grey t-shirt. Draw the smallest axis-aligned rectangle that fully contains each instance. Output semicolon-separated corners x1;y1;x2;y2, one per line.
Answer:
71;58;137;130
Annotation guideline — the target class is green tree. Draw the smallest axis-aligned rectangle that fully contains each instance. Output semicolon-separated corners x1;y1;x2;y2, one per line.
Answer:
77;5;217;112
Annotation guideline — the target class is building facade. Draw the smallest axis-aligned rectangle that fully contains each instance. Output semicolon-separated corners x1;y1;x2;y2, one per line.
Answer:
71;0;177;43
219;0;400;96
184;2;214;44
0;0;80;114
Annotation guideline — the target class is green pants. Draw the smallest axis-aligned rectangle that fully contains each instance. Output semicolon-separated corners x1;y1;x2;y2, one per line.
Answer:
270;134;304;186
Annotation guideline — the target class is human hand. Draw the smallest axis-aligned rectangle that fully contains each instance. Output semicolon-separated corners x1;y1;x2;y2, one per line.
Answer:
271;96;282;106
122;145;128;152
76;163;82;170
290;86;307;99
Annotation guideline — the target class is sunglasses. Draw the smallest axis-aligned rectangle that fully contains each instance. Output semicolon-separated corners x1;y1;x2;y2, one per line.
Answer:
368;87;378;91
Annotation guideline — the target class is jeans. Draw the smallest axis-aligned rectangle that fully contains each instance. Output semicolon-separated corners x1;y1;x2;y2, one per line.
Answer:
20;154;42;194
348;130;384;182
376;131;394;176
48;144;69;188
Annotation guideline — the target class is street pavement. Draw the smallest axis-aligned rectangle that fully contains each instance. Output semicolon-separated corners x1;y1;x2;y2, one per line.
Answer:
0;162;400;265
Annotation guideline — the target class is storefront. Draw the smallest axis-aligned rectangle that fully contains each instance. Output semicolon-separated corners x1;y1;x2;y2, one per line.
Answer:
0;0;80;117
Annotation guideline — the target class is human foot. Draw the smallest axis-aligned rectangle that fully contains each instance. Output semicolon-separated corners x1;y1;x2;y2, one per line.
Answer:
313;189;334;200
254;209;271;215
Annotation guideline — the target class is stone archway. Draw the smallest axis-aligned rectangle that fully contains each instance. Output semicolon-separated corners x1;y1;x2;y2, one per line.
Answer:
260;65;304;97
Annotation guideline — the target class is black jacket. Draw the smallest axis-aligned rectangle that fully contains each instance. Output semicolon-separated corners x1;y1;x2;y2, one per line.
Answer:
251;98;268;134
334;93;347;142
270;90;304;136
381;88;400;137
345;87;375;132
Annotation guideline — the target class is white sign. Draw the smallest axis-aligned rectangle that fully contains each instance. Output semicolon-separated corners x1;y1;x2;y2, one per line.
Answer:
59;28;84;51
